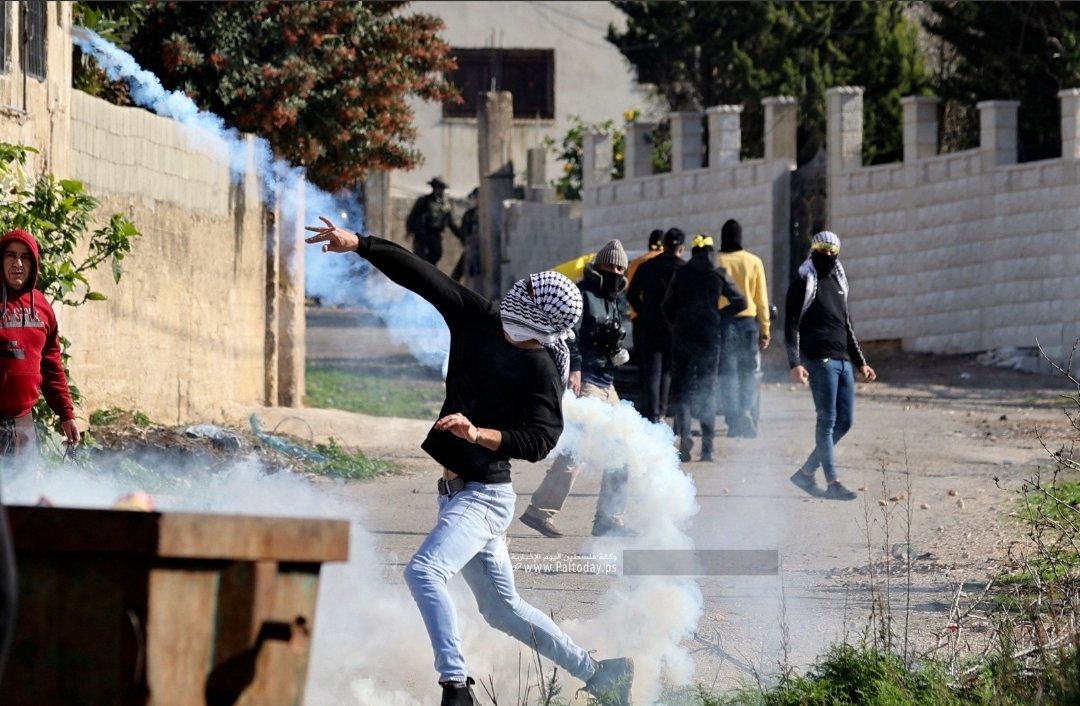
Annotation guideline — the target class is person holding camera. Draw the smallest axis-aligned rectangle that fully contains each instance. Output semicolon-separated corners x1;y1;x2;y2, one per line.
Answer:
663;235;748;463
520;240;637;539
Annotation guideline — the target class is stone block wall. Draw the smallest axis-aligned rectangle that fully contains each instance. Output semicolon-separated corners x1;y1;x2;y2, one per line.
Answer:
829;88;1080;369
501;200;583;289
57;91;274;424
502;99;798;307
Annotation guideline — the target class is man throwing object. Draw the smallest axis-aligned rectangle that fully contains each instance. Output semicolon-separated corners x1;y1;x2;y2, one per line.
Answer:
306;218;634;706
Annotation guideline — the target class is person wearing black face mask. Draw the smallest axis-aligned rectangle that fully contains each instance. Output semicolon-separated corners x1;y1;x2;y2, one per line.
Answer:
785;231;877;501
663;235;748;463
520;239;639;539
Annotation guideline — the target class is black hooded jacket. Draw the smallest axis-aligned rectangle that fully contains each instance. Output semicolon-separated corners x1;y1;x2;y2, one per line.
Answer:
627;252;684;350
662;252;748;353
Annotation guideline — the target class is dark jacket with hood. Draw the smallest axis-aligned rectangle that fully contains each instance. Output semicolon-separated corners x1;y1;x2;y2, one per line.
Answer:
627;251;684;351
568;264;631;387
355;235;562;484
0;229;75;421
662;250;748;354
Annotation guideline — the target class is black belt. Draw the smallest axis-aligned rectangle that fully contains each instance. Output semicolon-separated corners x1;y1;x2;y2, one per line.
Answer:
437;476;467;496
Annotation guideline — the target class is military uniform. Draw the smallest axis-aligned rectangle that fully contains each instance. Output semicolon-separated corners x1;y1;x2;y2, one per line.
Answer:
405;192;460;266
451;203;480;283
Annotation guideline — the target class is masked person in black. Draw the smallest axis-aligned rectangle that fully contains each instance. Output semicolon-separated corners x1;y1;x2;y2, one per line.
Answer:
627;228;686;423
305;218;635;706
520;239;638;539
786;230;876;501
663;235;748;462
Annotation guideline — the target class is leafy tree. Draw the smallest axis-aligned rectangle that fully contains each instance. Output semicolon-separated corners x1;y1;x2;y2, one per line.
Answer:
117;1;457;193
924;2;1080;161
607;2;930;166
0;143;140;438
543;114;629;201
72;2;149;104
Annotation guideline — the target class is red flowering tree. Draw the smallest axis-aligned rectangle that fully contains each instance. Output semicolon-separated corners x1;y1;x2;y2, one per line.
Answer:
128;1;458;192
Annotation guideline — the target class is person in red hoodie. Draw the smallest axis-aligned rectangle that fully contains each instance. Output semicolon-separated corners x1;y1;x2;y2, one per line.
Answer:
0;228;80;677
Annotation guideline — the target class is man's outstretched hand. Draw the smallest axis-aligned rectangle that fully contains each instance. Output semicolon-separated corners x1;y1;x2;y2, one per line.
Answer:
305;216;360;253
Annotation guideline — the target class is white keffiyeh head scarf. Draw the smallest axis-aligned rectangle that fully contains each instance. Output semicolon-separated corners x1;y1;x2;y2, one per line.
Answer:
499;271;583;384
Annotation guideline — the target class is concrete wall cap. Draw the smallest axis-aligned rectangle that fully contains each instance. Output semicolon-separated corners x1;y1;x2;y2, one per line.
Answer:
900;95;941;105
670;111;705;118
1057;88;1080;98
976;100;1021;109
827;86;865;96
761;96;798;106
705;104;743;114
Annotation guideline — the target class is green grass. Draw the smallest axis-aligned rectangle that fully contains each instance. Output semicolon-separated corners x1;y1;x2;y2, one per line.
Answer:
305;364;445;419
657;641;1080;706
307;437;398;480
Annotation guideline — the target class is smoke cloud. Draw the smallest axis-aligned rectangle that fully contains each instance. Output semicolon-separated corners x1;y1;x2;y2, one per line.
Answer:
62;25;721;704
70;27;450;374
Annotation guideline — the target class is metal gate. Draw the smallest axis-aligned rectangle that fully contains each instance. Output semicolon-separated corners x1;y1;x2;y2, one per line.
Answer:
789;146;827;279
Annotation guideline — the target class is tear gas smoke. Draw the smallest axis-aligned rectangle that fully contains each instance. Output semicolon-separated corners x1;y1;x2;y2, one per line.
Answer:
70;27;450;375
59;26;773;705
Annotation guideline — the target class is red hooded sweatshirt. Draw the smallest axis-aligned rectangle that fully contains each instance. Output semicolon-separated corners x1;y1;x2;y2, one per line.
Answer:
0;229;74;422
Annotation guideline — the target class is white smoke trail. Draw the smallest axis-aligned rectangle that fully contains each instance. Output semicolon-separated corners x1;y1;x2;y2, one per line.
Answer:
553;393;702;704
70;26;450;374
65;25;708;704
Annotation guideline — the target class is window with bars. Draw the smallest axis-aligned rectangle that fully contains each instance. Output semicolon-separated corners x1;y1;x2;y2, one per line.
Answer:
21;0;46;80
443;49;554;120
0;3;8;73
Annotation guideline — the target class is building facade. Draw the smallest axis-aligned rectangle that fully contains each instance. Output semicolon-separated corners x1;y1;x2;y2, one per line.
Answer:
392;1;649;200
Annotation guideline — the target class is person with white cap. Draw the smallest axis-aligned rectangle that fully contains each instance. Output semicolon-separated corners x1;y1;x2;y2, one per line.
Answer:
520;239;639;539
785;230;876;501
305;219;634;706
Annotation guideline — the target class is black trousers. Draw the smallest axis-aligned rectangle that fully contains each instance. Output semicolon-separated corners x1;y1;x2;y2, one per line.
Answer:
412;235;442;266
638;341;672;423
671;343;721;454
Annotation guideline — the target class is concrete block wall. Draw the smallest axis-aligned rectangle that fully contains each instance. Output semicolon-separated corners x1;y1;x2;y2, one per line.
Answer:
501;200;584;289
59;91;272;424
829;88;1080;369
502;98;797;306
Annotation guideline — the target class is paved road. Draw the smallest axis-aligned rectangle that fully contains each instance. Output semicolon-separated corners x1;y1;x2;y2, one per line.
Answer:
298;306;1074;705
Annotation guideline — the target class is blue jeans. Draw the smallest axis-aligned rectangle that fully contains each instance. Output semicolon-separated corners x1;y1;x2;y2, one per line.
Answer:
802;358;855;483
404;481;596;684
717;318;760;423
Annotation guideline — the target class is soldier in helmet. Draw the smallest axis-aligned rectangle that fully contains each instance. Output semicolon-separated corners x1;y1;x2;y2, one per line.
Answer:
406;177;462;266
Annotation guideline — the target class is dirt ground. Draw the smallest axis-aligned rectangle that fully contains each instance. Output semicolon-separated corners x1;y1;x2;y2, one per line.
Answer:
280;307;1080;697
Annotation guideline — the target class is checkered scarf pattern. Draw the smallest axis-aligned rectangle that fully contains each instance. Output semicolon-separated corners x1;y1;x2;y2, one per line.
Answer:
797;231;848;317
500;271;583;384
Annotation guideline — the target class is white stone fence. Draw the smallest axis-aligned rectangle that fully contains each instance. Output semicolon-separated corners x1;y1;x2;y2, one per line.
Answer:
829;87;1080;370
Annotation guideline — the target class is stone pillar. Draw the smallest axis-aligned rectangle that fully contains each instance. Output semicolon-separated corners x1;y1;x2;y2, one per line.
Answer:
264;208;279;407
582;130;613;188
1060;89;1080;160
901;96;940;163
362;170;391;236
478;91;514;299
763;96;797;167
977;100;1019;169
670;112;704;172
525;146;555;202
826;86;864;228
705;105;742;167
624;121;656;178
277;178;305;408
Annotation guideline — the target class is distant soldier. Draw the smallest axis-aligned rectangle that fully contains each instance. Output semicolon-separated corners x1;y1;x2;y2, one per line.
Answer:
451;187;480;284
406;177;461;266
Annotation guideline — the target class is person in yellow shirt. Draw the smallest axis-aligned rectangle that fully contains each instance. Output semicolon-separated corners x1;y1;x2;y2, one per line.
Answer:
717;219;770;438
